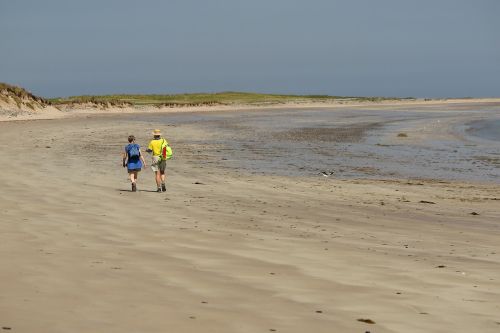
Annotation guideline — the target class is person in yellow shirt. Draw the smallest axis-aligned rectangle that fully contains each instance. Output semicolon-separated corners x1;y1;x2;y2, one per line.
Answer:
146;129;168;192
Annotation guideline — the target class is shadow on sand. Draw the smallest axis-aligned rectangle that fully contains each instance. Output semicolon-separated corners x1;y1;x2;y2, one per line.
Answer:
116;189;160;193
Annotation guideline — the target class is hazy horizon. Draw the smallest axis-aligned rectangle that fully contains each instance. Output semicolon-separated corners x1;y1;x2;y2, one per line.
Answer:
1;0;499;98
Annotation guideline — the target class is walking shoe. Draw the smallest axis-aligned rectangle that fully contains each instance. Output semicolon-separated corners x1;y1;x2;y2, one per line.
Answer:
161;183;166;192
131;183;137;192
157;187;162;193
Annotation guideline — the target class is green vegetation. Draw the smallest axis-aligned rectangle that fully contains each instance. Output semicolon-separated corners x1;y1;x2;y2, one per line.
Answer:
49;92;337;106
1;81;415;108
48;92;413;107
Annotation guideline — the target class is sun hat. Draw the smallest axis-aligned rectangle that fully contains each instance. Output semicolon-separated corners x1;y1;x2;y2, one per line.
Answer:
152;129;162;136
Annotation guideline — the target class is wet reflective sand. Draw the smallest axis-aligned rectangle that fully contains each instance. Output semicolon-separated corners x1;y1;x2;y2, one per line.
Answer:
130;103;500;182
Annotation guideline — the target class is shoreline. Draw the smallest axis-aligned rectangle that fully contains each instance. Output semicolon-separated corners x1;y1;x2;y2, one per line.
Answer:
2;97;500;122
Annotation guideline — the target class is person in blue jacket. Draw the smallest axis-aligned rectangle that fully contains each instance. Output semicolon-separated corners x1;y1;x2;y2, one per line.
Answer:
122;135;147;192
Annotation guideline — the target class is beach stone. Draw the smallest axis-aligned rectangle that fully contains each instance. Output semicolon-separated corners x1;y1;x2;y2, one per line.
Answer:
419;200;436;204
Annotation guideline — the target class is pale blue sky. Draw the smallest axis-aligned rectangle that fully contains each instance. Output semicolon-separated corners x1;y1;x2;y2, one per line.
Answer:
1;0;499;98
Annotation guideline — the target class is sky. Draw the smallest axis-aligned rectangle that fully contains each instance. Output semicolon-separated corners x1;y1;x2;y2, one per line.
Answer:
1;0;499;98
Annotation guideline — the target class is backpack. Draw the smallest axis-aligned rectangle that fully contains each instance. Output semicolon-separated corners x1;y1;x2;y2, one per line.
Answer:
128;144;140;158
160;139;173;160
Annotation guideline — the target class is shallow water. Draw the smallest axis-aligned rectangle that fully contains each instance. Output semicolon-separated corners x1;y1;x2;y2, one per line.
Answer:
466;119;500;142
128;105;500;182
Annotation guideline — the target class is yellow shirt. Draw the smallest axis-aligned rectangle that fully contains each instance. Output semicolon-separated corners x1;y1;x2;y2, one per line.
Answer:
148;138;168;156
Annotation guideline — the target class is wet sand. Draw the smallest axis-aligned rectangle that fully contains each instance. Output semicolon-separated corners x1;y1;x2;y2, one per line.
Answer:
0;104;499;332
126;104;500;181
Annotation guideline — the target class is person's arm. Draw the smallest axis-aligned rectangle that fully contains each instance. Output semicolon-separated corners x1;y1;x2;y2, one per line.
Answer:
146;141;153;153
140;150;147;167
122;151;127;167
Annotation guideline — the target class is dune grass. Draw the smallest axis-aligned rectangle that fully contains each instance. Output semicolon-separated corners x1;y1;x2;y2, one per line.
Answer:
0;82;50;109
49;92;336;106
1;82;415;108
48;92;412;107
0;82;49;104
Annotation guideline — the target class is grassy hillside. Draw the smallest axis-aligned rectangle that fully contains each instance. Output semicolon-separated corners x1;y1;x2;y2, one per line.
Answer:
49;92;335;106
49;92;410;107
1;82;414;108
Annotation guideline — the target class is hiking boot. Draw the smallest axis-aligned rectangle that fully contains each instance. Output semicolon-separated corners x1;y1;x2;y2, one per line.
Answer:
161;183;166;192
131;183;137;192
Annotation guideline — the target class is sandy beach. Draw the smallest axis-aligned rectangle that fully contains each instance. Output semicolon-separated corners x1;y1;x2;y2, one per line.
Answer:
1;102;499;332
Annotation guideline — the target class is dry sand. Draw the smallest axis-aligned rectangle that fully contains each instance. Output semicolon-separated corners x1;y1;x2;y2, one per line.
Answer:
0;106;499;332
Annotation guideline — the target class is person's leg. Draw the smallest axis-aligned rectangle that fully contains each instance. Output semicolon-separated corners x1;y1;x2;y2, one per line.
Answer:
152;157;162;192
133;171;138;191
160;161;167;191
155;171;162;191
160;171;167;191
129;172;136;191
